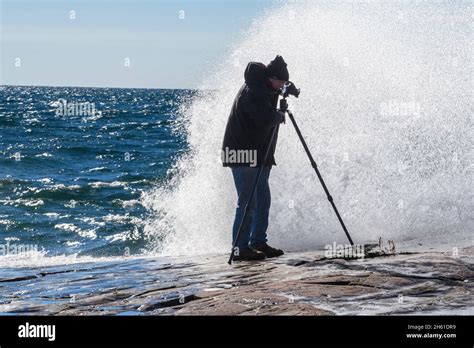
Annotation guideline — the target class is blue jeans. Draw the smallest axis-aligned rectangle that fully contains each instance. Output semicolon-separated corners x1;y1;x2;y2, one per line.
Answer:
231;166;271;249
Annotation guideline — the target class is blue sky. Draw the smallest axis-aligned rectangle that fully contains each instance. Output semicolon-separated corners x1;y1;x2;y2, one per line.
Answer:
0;0;273;88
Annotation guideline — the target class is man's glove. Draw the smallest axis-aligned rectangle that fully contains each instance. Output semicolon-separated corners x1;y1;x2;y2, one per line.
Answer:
276;110;286;124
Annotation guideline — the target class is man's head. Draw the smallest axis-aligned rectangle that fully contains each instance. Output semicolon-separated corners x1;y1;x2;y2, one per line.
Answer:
267;55;289;90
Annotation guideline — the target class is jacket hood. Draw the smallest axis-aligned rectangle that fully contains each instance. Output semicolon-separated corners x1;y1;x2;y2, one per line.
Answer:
244;62;269;85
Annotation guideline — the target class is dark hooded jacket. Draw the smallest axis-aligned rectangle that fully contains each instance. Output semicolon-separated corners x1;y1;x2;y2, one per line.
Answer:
222;62;282;167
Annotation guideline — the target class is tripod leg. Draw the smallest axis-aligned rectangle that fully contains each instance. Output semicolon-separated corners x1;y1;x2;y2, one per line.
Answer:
287;111;354;246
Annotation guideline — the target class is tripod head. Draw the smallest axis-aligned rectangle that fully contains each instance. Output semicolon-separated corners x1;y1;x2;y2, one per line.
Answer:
279;98;289;113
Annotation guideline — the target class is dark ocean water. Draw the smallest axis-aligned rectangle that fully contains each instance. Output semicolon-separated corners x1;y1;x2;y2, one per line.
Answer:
0;85;193;258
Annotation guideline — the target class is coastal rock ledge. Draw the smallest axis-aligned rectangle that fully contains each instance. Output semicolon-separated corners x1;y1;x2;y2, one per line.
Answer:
1;246;472;315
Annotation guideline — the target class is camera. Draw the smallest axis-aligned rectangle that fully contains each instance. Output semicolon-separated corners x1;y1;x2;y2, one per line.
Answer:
279;82;299;113
281;81;300;98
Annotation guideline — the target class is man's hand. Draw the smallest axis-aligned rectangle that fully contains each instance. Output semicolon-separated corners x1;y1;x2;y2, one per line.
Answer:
276;110;286;124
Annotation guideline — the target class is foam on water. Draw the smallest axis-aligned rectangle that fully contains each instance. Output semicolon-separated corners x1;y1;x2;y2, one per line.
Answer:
0;249;143;269
142;1;472;256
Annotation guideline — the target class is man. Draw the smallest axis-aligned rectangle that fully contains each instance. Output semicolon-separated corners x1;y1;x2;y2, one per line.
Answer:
222;55;290;261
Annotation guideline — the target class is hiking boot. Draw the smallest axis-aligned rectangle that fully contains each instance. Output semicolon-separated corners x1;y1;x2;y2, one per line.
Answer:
250;243;284;258
232;248;266;261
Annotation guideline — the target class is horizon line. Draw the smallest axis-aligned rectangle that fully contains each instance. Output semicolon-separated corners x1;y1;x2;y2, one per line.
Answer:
0;84;199;91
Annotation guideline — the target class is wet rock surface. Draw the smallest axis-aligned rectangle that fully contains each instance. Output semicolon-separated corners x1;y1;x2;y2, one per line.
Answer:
0;246;472;315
